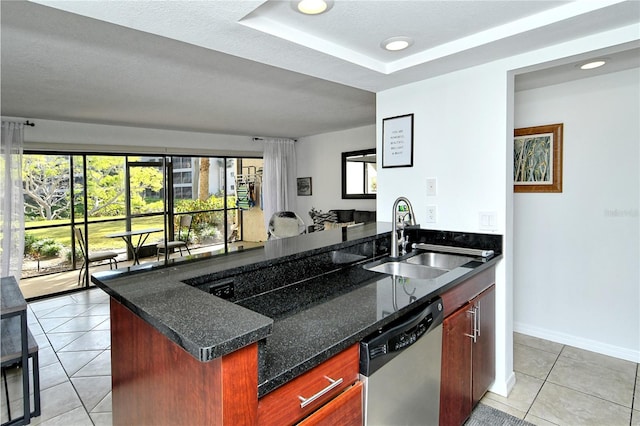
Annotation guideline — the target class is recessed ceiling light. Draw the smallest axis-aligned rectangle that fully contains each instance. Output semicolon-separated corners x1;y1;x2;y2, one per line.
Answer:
579;59;607;70
293;0;333;15
381;36;414;51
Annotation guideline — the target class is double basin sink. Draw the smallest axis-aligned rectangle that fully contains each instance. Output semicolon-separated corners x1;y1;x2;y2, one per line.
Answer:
364;252;475;279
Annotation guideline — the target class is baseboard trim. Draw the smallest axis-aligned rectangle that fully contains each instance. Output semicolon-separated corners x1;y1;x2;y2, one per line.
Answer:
514;322;640;363
488;370;517;398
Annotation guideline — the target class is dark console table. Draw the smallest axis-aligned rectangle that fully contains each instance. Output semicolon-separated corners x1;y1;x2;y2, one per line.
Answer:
1;276;40;425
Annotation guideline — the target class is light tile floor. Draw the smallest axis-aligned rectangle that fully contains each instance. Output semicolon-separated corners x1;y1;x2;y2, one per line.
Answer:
1;289;112;425
482;333;640;425
2;290;638;425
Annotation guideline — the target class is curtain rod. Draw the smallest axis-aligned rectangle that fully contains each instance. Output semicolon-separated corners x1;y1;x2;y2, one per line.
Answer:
252;137;297;142
24;120;35;127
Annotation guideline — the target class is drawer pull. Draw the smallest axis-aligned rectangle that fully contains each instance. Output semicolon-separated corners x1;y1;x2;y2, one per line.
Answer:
298;376;344;408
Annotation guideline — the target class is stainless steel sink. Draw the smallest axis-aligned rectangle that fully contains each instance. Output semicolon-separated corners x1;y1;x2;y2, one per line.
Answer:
405;252;473;270
364;261;448;280
364;251;475;280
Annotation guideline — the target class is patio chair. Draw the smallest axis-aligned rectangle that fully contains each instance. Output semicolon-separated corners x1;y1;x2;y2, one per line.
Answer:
157;215;193;260
74;227;118;286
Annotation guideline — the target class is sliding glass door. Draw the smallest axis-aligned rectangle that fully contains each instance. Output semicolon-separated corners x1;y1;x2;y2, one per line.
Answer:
20;151;264;299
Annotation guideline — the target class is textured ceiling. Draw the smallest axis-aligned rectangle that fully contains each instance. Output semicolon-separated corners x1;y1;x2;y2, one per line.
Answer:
1;1;638;138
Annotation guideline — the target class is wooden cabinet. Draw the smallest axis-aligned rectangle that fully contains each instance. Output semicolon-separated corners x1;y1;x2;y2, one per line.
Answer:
258;344;361;426
440;283;495;426
440;302;473;426
111;298;362;426
472;286;495;406
298;381;363;426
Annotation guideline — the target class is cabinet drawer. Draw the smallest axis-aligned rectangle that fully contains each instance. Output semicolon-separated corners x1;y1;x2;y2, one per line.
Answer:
298;381;363;426
258;344;359;426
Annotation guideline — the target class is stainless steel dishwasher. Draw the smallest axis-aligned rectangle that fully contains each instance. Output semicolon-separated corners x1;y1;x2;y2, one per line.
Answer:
360;296;444;426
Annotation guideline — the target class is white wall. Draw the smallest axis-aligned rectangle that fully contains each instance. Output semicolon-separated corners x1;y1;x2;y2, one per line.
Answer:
376;23;640;397
376;64;508;231
514;68;640;362
377;62;514;396
296;125;376;225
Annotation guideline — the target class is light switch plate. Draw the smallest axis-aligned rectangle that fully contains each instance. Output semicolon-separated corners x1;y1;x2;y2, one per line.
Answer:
426;205;437;223
426;178;437;196
479;211;498;231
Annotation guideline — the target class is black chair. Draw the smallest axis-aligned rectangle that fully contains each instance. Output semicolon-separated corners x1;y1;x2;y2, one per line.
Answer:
74;227;118;285
157;215;193;260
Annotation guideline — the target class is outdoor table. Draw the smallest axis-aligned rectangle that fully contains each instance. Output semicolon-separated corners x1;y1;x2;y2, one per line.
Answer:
106;228;162;265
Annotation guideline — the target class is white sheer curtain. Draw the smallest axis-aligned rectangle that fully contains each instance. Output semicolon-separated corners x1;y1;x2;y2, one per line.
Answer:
1;121;25;278
262;138;297;231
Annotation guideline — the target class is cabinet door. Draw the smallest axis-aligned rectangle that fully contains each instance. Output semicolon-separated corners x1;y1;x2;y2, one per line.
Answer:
298;382;363;426
439;302;473;426
472;285;495;405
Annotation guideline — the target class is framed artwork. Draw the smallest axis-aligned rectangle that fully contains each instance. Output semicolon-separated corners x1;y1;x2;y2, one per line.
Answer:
514;123;563;193
297;177;312;196
382;114;413;168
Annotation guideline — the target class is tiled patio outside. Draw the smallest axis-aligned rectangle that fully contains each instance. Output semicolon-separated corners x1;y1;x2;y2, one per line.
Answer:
18;240;263;300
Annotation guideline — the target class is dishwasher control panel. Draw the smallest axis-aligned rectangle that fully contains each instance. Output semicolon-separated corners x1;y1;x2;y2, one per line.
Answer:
389;315;431;351
360;297;444;376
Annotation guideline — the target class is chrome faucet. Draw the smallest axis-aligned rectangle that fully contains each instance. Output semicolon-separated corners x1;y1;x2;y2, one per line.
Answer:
390;197;416;258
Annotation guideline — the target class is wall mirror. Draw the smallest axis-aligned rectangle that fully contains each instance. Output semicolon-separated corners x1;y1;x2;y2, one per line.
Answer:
342;149;377;199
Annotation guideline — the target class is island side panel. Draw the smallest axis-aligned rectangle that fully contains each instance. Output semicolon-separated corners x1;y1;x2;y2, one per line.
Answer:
110;299;258;425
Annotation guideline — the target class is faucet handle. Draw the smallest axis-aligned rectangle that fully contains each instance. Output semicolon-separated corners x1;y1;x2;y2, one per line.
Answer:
400;232;409;255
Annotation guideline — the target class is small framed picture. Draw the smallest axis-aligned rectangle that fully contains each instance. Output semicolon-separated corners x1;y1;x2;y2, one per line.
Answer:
514;123;563;193
297;177;312;196
382;114;414;168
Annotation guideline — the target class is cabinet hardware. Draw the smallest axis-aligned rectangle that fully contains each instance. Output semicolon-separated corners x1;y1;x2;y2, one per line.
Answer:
298;376;344;408
465;307;478;343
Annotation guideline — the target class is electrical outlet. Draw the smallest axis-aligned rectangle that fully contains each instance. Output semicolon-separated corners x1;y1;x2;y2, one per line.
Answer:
426;205;437;223
426;178;437;196
209;279;235;300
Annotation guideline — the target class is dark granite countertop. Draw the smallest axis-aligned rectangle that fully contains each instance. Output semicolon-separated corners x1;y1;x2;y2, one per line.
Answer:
239;255;498;396
92;223;392;361
92;223;502;397
1;276;27;315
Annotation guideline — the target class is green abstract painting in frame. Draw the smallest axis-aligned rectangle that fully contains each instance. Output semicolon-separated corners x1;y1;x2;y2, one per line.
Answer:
514;123;563;193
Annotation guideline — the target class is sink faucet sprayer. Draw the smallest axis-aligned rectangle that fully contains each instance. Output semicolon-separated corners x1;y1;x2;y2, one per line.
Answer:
390;197;417;258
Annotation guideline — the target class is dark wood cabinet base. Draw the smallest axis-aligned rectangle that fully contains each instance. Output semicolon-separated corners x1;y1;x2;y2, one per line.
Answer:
440;269;496;426
110;300;258;425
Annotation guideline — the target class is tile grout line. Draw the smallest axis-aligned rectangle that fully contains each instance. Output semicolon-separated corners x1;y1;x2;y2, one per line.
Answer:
633;365;637;426
521;343;564;424
33;300;103;425
544;348;638;412
518;340;639;424
65;307;112;425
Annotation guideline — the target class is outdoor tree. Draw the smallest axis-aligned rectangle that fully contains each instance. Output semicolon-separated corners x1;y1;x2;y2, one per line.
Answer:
199;157;210;201
81;157;163;217
24;155;164;220
23;155;71;220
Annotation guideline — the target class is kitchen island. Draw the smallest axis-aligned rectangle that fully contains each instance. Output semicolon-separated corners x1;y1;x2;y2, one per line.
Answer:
93;223;502;425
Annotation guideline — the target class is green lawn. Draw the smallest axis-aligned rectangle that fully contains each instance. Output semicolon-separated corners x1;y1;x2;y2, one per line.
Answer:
25;216;165;250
